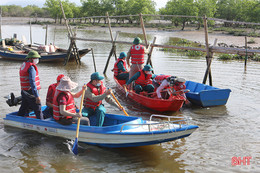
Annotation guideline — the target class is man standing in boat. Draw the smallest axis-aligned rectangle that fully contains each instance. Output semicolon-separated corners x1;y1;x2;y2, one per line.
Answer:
82;72;122;127
45;74;64;116
18;50;44;119
113;52;129;83
126;37;149;79
125;65;155;94
53;76;90;125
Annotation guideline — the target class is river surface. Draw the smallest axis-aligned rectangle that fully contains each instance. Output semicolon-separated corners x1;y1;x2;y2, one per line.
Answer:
0;25;259;173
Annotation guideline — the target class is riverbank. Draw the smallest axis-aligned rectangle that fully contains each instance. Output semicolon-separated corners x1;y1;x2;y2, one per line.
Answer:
1;17;260;49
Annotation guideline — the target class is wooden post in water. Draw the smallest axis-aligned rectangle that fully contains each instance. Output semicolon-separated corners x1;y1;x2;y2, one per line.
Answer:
0;7;2;40
146;37;156;71
202;15;213;86
60;1;80;65
244;36;248;70
103;32;119;74
106;12;117;60
45;24;48;45
203;38;218;86
30;19;32;45
139;13;148;48
91;48;97;72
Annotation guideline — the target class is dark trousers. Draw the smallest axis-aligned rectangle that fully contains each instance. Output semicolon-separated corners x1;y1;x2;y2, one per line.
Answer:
116;73;129;83
134;84;154;94
18;90;43;120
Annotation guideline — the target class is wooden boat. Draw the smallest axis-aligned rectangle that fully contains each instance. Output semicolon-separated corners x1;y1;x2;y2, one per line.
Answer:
185;80;231;107
0;46;91;62
114;77;186;112
4;106;198;148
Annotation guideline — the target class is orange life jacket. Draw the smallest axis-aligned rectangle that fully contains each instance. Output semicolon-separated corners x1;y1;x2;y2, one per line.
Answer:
19;62;41;91
113;59;127;76
83;81;106;110
135;70;152;87
52;90;75;120
130;44;145;64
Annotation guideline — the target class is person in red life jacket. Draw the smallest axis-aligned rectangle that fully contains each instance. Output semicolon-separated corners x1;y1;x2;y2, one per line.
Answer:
125;65;155;94
126;37;149;80
82;72;122;127
113;52;129;83
153;75;187;99
152;75;177;99
45;74;65;115
18;50;44;119
53;76;90;126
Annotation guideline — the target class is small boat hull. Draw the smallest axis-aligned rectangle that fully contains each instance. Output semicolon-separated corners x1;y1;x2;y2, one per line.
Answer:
4;106;198;148
114;77;185;112
0;48;91;62
185;80;231;107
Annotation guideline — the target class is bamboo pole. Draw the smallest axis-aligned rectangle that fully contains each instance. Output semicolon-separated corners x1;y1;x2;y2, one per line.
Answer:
146;37;157;68
91;48;97;72
71;36;260;55
244;36;248;70
30;19;32;45
103;32;119;74
0;7;2;40
203;38;218;86
45;24;48;45
106;12;117;60
139;13;148;48
202;15;212;85
59;1;73;37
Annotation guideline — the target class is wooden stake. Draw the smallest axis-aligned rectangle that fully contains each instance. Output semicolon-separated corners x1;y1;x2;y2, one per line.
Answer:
91;48;97;72
244;36;247;70
30;19;32;45
139;13;148;48
106;12;117;60
146;37;157;71
103;32;119;74
45;24;48;45
0;7;2;40
202;15;212;85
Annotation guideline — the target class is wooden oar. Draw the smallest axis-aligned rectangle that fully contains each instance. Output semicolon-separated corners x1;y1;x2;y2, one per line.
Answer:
110;90;129;116
72;87;86;155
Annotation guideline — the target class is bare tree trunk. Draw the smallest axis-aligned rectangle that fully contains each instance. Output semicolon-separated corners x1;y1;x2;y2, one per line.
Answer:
181;21;186;30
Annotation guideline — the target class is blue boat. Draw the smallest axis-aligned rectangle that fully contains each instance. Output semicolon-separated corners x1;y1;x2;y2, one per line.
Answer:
4;106;198;148
185;81;231;107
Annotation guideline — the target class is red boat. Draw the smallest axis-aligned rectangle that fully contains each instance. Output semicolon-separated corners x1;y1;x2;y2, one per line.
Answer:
114;77;186;112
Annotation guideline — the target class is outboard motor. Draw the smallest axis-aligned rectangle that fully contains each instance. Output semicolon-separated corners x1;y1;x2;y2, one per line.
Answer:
6;93;22;107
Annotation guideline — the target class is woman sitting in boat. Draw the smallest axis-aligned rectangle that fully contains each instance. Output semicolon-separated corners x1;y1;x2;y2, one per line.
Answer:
113;52;129;83
45;74;64;116
125;64;155;94
82;72;122;127
53;76;90;126
153;75;186;99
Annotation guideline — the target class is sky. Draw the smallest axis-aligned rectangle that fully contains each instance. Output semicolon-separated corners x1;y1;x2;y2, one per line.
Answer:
0;0;169;10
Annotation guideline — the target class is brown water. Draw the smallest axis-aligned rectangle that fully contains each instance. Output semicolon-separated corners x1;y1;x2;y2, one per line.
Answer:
0;25;259;173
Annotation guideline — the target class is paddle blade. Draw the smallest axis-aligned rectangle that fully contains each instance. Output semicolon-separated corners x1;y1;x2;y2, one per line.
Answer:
72;138;78;155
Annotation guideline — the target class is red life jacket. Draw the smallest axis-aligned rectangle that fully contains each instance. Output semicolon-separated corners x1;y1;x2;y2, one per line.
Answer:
19;62;41;90
83;81;106;110
154;75;171;84
135;70;152;87
46;83;57;104
52;90;75;120
113;59;127;76
173;82;186;91
130;44;145;64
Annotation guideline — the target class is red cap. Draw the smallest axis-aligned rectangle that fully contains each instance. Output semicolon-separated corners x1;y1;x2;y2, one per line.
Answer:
57;74;65;82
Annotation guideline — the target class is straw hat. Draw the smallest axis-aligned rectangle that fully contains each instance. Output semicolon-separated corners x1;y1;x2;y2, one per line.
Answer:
56;76;78;91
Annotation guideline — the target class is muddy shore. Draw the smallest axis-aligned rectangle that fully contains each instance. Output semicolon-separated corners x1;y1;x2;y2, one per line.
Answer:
1;17;259;48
